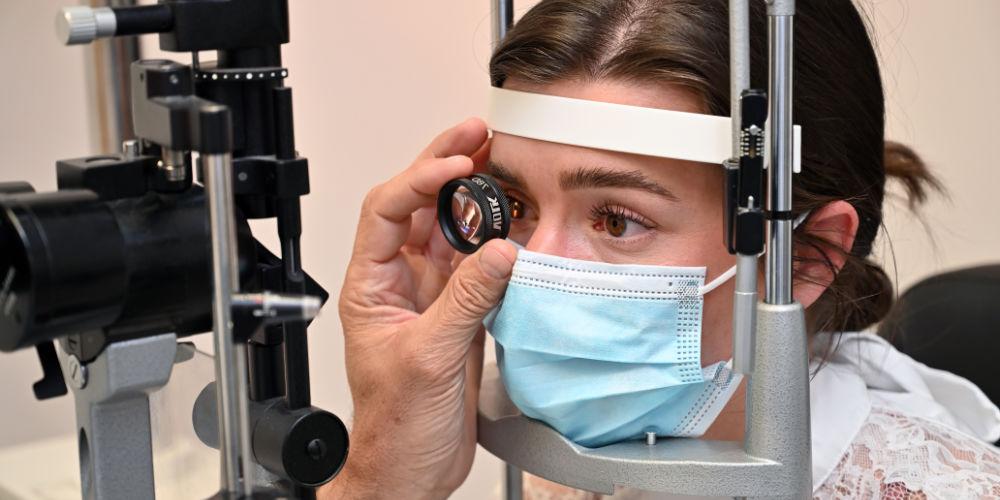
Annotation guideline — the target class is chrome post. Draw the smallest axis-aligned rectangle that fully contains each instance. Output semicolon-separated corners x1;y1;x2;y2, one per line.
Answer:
493;3;521;499
504;463;524;500
765;2;795;305
729;0;758;375
747;1;812;498
491;0;514;47
204;150;255;496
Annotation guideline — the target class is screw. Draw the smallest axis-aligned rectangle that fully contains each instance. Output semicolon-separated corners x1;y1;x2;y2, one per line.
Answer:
645;431;657;446
306;438;327;460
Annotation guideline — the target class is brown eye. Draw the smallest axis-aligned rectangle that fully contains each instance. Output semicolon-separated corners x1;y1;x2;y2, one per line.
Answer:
509;196;525;220
604;214;627;237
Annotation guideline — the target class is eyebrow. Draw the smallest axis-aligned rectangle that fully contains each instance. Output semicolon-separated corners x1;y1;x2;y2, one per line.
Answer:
560;167;679;201
486;160;527;188
487;160;679;202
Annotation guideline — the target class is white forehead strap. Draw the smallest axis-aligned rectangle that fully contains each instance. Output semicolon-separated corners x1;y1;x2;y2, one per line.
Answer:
488;87;802;173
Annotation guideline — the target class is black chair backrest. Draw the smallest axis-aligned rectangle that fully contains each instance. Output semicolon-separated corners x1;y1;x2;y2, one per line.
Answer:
878;265;1000;424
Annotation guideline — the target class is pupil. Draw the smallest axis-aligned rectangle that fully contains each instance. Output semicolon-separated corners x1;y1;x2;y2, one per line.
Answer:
509;197;523;219
606;214;626;237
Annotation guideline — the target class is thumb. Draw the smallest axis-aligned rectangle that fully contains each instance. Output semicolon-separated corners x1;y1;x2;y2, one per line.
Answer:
419;239;517;344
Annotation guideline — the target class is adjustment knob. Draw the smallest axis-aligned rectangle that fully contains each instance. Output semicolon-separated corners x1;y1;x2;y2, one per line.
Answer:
56;6;116;46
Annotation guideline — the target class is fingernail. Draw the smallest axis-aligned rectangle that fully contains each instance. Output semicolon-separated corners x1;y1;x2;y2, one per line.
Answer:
479;244;515;279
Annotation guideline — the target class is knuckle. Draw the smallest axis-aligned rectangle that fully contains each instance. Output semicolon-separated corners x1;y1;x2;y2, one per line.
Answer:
449;273;493;319
360;183;383;212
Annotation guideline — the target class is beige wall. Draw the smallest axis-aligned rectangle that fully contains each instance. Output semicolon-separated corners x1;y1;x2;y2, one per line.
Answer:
871;1;1000;290
0;0;92;451
0;1;997;498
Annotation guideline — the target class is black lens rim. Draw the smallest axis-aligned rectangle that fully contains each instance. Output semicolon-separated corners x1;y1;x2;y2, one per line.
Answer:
437;174;511;254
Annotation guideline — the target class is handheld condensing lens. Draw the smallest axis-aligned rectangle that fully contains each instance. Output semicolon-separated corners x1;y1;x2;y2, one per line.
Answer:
437;174;511;254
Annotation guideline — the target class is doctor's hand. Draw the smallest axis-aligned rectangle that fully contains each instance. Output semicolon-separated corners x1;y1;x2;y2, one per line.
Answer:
321;118;517;500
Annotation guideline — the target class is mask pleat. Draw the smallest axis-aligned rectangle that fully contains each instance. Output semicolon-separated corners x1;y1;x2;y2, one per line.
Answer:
491;283;700;365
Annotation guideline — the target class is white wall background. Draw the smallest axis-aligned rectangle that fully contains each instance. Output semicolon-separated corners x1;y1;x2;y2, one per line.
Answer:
0;1;997;498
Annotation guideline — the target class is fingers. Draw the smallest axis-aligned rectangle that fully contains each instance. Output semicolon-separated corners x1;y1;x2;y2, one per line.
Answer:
355;155;469;263
375;154;473;225
470;135;492;171
354;119;489;264
416;239;518;348
416;118;489;161
404;207;438;249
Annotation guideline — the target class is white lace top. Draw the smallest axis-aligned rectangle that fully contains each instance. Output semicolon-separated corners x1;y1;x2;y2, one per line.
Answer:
522;332;1000;500
814;407;1000;499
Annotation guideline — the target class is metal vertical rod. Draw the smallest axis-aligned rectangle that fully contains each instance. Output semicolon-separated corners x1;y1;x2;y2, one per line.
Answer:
730;0;750;152
765;10;794;305
491;0;514;47
504;464;523;500
205;152;255;496
85;0;140;153
749;5;811;497
493;5;522;499
730;0;758;375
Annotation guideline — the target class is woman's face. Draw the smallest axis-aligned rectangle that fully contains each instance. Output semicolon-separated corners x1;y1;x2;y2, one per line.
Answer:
486;78;737;366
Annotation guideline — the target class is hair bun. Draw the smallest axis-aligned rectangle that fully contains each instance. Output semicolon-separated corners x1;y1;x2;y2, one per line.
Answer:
884;141;942;209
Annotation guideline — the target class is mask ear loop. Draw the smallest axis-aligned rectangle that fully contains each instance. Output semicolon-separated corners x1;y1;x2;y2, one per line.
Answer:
698;210;811;296
699;266;738;295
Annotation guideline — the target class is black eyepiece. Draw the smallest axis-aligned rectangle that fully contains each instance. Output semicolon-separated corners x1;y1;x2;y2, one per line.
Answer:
436;174;511;254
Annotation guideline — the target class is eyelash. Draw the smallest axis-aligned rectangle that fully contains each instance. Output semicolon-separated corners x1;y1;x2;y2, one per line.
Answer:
589;202;658;230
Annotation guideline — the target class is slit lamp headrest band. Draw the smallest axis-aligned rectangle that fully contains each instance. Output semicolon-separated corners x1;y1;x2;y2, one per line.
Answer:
487;87;802;172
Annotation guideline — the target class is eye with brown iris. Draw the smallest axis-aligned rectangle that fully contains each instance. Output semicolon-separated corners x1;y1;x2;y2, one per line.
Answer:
604;214;627;237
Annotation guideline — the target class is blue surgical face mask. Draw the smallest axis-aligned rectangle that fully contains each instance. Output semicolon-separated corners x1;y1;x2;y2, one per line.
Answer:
484;249;742;448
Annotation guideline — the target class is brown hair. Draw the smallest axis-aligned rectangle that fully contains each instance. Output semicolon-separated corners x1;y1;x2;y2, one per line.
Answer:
489;0;940;335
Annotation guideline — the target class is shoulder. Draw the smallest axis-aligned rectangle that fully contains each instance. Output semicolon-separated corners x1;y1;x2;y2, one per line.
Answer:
814;407;1000;499
808;331;1000;489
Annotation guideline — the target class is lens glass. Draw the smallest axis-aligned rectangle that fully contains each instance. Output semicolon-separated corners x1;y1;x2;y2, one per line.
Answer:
451;187;482;245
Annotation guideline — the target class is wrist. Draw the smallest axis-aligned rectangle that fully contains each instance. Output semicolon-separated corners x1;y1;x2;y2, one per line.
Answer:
318;459;379;500
317;423;410;500
317;437;449;500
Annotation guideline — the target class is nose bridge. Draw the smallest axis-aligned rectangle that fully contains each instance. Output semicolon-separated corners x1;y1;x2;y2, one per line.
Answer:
524;216;570;256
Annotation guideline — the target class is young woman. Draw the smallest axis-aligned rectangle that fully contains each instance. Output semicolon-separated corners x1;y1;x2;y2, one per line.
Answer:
327;1;1000;498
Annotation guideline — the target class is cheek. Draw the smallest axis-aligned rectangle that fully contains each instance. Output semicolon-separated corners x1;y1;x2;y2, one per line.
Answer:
699;269;737;365
703;279;735;321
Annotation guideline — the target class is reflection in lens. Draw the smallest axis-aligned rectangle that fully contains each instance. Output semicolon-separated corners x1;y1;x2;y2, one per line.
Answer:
451;187;482;244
